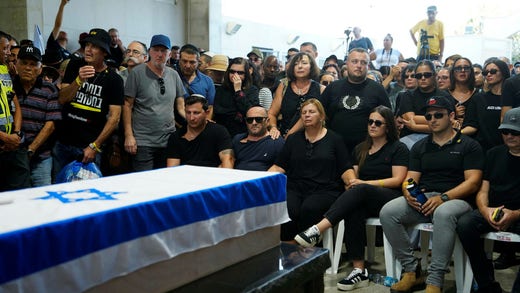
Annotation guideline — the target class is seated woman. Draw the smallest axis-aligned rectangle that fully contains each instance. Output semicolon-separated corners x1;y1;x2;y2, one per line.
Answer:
295;105;409;291
268;98;355;243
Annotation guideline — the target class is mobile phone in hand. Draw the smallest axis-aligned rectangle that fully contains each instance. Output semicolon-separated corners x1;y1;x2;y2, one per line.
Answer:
492;208;504;222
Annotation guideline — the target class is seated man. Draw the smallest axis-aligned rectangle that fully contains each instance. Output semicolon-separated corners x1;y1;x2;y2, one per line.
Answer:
456;107;520;293
380;96;484;293
166;94;233;168
233;105;284;171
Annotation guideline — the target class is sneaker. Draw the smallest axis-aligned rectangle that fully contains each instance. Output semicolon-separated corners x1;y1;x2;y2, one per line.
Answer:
294;225;321;247
494;252;520;270
337;268;369;291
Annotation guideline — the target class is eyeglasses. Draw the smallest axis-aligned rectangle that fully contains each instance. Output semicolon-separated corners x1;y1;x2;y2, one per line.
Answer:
229;69;246;75
305;141;314;158
424;112;447;121
414;72;434;79
482;69;499;76
125;49;144;56
368;119;386;127
245;117;266;124
500;129;520;136
453;66;471;72
437;75;449;80
404;74;415;79
321;81;331;86
157;78;165;95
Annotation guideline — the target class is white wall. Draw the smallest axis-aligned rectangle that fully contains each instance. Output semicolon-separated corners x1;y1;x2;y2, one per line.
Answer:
444;35;512;65
25;0;186;53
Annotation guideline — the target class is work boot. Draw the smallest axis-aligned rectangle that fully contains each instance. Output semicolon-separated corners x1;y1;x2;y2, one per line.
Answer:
390;263;426;293
425;284;442;293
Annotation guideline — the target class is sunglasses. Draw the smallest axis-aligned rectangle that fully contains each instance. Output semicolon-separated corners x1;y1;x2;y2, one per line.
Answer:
249;57;259;62
229;69;246;75
453;66;471;72
414;72;434;79
157;78;165;95
437;75;449;80
368;119;386;127
482;69;499;76
500;129;520;136
245;117;266;124
321;81;331;86
404;74;415;79
424;112;447;121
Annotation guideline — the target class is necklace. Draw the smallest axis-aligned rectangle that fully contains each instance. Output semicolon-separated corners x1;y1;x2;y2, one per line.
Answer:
294;81;310;96
305;127;324;143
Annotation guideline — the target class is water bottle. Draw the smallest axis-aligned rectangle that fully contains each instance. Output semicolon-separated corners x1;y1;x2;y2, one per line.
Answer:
406;178;427;205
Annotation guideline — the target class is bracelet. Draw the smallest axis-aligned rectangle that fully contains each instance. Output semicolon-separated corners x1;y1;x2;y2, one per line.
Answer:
75;76;83;86
379;179;385;187
88;142;102;153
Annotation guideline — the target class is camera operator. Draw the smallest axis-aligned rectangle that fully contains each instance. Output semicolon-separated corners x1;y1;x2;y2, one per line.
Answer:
410;6;444;62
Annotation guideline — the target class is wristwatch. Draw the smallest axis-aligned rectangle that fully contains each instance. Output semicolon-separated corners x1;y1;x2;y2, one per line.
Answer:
440;193;450;202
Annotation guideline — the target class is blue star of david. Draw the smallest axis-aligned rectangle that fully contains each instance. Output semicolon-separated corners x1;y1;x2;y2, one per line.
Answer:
36;188;125;203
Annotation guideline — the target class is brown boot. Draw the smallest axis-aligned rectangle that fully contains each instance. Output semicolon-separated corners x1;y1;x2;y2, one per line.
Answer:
425;284;442;293
390;265;426;293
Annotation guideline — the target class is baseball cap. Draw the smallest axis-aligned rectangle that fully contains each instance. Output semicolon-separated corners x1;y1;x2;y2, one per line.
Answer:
247;48;263;59
514;61;520;68
427;6;437;12
498;108;520;132
80;28;111;54
18;45;42;62
206;55;229;72
150;34;171;49
422;96;455;113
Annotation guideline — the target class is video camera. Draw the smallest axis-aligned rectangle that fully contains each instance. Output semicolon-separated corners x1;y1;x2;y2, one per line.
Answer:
420;29;433;47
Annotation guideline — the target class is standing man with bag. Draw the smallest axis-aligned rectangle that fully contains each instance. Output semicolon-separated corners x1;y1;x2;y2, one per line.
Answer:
54;28;123;175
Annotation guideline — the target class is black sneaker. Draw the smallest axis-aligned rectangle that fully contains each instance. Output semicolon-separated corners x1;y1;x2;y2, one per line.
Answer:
337;268;369;291
494;252;520;270
294;225;321;247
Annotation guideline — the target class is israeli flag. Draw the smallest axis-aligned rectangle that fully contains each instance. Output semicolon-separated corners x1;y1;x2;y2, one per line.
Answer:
33;25;44;53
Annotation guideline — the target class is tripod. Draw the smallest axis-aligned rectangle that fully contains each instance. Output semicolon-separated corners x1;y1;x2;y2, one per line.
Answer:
417;29;433;61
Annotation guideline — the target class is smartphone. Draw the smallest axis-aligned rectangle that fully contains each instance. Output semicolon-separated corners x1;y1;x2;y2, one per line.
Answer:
492;208;504;222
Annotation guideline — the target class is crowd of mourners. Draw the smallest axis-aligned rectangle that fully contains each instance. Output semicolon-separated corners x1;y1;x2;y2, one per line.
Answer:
2;1;520;293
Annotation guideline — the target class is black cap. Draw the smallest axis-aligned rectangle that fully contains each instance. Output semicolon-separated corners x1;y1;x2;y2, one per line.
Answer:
18;45;42;62
421;96;455;113
80;28;111;55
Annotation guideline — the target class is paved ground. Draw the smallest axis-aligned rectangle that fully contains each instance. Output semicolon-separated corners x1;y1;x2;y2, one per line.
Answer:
324;246;518;293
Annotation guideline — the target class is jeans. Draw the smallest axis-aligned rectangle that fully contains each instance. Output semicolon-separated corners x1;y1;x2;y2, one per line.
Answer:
132;146;167;171
400;133;428;150
30;156;52;187
380;194;473;288
324;184;401;260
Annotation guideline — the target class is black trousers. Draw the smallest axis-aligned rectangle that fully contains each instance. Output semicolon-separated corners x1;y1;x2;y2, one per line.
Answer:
456;209;520;290
324;184;400;260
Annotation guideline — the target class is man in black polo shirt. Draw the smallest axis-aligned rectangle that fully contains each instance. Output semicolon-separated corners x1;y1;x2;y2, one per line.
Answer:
456;107;520;293
380;96;484;293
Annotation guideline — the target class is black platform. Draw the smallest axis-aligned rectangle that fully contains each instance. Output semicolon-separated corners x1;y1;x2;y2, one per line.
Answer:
171;243;331;293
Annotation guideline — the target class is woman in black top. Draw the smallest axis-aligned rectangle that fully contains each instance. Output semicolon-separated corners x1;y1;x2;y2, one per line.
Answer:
268;52;325;138
268;98;355;241
294;105;409;291
213;57;259;136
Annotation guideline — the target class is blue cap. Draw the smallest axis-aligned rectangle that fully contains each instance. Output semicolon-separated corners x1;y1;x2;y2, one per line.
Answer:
150;34;171;49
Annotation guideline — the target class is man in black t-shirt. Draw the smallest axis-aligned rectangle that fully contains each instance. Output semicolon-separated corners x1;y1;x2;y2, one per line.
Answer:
166;94;233;168
321;48;390;152
457;108;520;293
54;28;123;176
380;96;484;293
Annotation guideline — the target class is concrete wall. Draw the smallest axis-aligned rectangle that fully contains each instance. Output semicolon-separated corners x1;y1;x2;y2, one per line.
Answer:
1;0;188;53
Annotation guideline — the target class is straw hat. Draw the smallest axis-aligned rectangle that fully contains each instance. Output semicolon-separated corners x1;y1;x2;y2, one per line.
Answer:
206;55;229;72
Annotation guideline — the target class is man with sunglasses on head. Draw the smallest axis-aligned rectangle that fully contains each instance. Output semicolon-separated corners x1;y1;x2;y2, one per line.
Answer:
166;94;233;168
232;105;284;171
456;107;520;293
55;28;123;177
380;96;484;293
123;34;185;171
